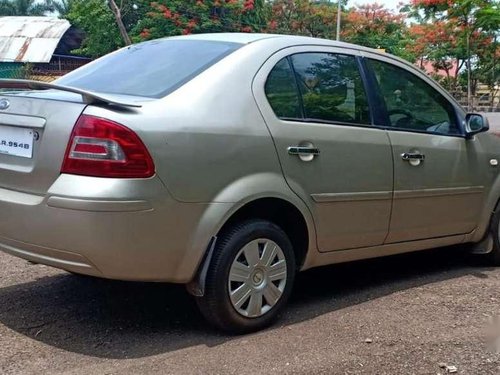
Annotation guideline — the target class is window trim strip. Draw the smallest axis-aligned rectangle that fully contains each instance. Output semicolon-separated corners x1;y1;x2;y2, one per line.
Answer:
286;56;306;120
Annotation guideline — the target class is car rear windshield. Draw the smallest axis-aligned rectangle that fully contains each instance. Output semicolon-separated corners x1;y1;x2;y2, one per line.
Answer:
56;39;242;99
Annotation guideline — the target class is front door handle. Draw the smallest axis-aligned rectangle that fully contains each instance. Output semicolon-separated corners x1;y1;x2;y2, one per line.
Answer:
402;151;425;166
287;146;320;156
401;152;425;161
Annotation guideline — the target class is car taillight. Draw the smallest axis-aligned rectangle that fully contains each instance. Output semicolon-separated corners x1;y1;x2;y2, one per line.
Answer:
61;115;155;178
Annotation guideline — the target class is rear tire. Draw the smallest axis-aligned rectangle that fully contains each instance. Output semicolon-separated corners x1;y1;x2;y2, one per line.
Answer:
196;219;296;334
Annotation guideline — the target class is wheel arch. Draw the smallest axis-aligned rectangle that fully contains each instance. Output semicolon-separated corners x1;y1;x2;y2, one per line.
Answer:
217;197;310;269
186;193;317;296
471;175;500;244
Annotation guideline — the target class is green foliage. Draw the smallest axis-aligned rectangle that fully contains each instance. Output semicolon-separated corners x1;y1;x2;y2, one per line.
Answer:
0;0;54;16
131;0;266;42
267;0;337;38
406;0;500;97
51;0;78;17
64;0;123;58
475;3;500;30
46;0;496;97
342;4;416;61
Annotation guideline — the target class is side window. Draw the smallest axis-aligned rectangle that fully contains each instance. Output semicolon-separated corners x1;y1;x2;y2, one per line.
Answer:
264;58;302;119
368;59;459;135
290;53;371;125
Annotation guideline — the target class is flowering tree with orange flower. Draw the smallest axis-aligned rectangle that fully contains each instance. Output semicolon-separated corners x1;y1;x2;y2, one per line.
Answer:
133;0;267;40
404;0;499;108
266;1;415;61
266;0;342;38
342;3;414;60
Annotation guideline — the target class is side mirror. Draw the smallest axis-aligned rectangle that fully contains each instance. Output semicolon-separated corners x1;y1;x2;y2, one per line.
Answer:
465;113;489;138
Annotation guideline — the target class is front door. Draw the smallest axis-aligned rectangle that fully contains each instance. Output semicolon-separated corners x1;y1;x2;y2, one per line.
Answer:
365;57;488;243
253;47;394;252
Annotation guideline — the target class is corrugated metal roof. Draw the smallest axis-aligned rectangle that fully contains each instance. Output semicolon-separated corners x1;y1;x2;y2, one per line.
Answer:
0;17;71;63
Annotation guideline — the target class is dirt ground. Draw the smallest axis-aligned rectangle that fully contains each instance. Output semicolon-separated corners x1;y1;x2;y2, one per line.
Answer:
0;246;499;375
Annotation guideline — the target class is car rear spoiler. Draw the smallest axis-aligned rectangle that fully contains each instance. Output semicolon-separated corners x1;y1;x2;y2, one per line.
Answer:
0;79;142;108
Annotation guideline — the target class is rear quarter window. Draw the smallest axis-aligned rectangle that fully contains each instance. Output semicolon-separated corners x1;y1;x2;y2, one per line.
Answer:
264;58;302;119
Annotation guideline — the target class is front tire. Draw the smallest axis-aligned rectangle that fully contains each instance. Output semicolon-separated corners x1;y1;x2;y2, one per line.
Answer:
196;220;296;334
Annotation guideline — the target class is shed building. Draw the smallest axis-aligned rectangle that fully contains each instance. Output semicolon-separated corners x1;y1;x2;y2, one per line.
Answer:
0;16;89;80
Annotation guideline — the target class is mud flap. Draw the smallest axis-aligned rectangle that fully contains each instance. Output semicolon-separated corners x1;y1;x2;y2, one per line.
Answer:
470;234;494;254
186;236;217;297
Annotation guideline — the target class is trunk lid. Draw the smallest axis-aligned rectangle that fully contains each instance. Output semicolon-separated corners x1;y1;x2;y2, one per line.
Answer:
0;92;87;194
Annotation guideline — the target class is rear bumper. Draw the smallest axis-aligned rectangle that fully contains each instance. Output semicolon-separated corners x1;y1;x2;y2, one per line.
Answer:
0;174;224;283
0;235;102;276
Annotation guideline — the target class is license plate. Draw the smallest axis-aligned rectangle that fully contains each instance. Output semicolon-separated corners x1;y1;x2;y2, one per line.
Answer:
0;125;34;158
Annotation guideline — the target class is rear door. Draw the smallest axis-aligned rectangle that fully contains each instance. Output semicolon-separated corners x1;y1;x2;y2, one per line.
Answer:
253;46;394;252
0;92;86;194
364;56;488;243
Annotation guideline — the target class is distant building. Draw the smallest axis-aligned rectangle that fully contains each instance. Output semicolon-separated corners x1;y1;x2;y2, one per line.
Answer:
419;59;459;79
0;16;90;81
419;58;498;111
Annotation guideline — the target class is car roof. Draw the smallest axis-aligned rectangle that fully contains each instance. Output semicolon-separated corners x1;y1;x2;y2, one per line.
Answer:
169;32;380;53
168;32;279;44
159;33;419;81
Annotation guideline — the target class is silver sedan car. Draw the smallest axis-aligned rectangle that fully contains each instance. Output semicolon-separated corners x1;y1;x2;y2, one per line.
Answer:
0;33;497;333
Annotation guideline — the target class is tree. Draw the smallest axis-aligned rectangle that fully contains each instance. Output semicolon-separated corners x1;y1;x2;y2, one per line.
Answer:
342;4;414;61
242;0;269;32
267;0;341;39
108;0;132;45
408;21;466;89
266;2;413;60
63;0;124;58
56;0;146;57
406;0;500;108
0;0;54;16
51;0;77;17
132;0;267;41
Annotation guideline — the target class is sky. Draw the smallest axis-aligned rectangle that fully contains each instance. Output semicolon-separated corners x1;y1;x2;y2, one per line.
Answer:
348;0;402;10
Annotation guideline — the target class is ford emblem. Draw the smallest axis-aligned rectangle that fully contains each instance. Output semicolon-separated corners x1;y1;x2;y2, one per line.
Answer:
0;98;9;110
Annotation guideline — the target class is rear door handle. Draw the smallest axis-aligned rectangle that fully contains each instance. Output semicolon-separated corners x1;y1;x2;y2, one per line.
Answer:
287;146;320;156
401;152;425;161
